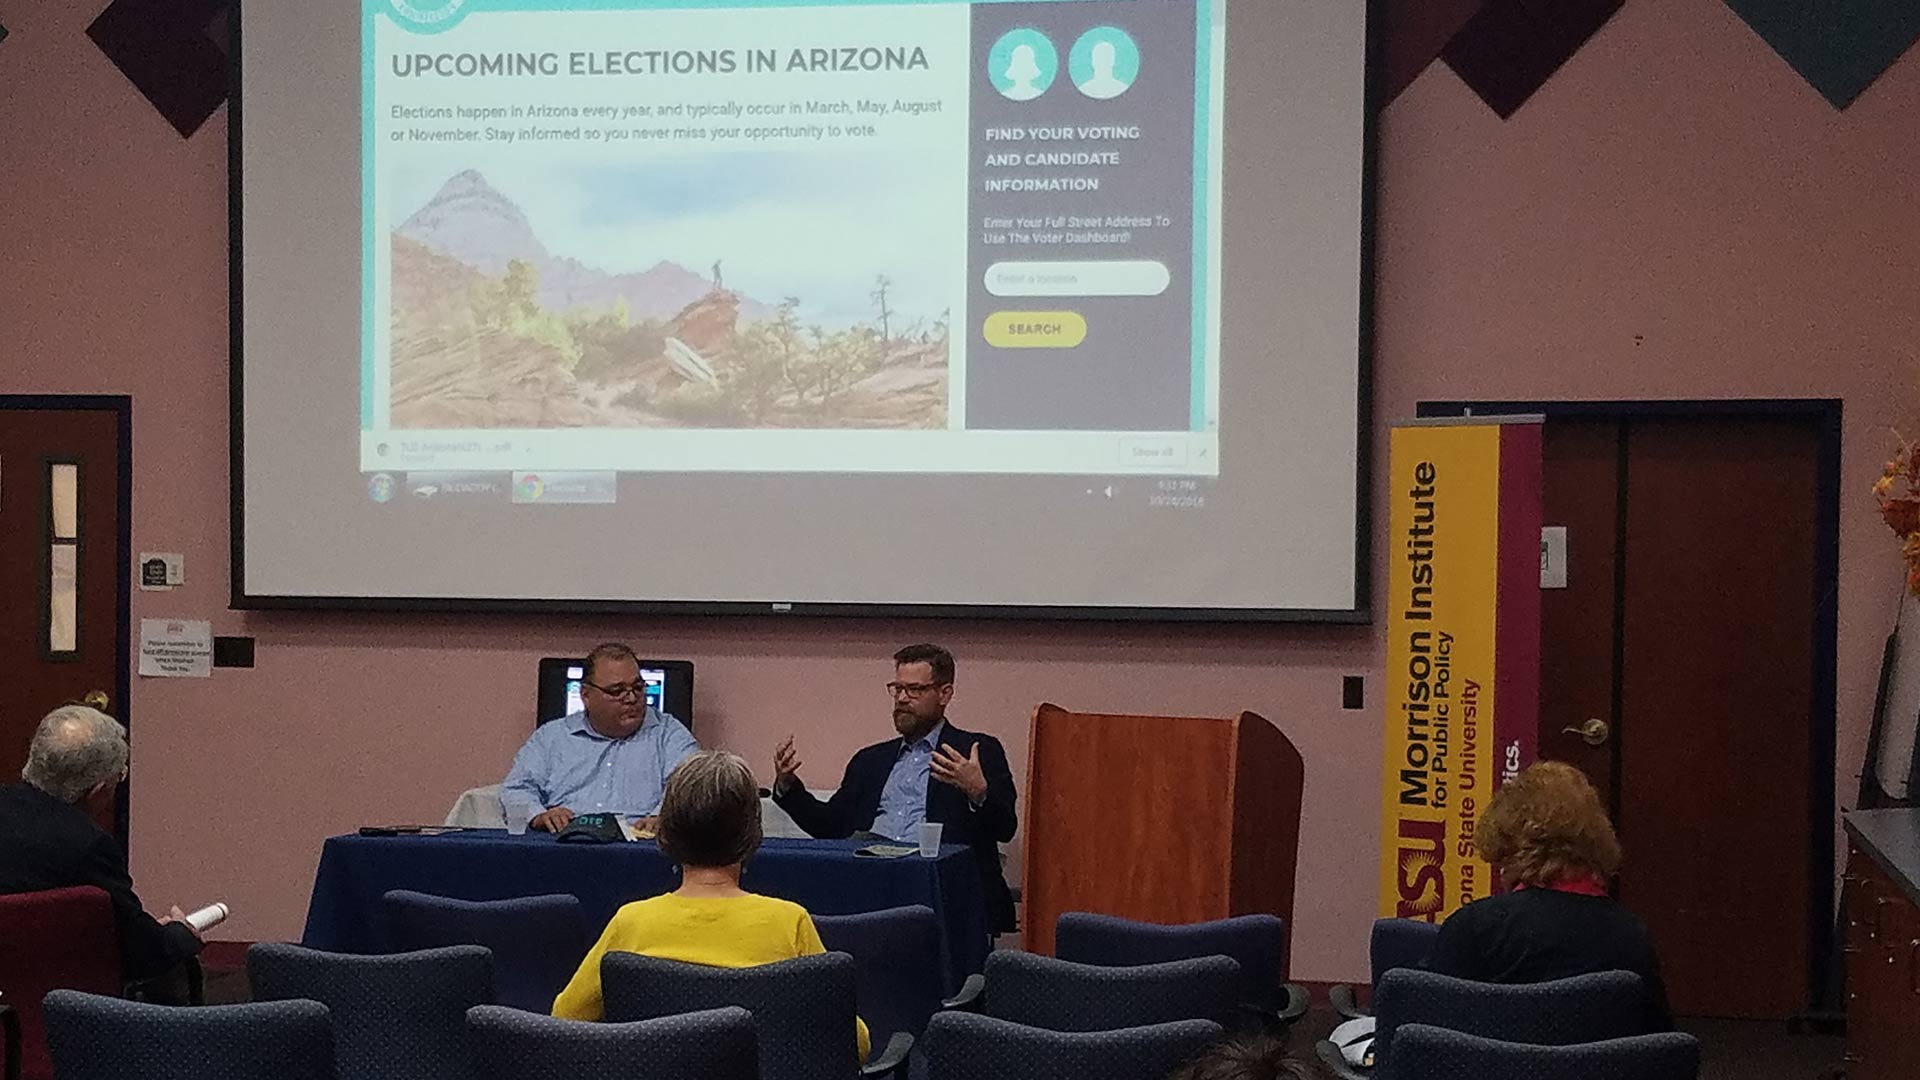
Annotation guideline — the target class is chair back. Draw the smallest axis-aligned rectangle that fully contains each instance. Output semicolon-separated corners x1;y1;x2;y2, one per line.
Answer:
466;1003;760;1080
247;942;492;1080
382;889;589;1012
981;951;1240;1032
1391;1023;1701;1080
922;1011;1220;1080
1373;968;1649;1076
42;990;334;1080
1055;911;1288;1008
813;905;942;1042
1368;918;1441;989
0;887;120;1080
602;951;858;1080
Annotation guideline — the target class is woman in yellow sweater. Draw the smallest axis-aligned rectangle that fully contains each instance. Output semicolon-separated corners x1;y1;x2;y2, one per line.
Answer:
552;750;869;1061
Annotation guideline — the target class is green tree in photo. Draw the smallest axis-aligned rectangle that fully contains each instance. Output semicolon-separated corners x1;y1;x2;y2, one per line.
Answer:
789;322;880;410
720;296;803;423
467;258;581;370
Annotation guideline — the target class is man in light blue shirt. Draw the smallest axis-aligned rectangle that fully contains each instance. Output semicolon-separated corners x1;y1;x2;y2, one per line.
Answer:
870;719;946;842
502;643;699;832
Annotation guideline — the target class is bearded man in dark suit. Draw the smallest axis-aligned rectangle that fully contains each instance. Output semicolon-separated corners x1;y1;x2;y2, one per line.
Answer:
772;644;1019;933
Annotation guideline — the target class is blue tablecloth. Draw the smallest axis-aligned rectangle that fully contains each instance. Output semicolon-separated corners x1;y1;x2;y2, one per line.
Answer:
302;832;988;992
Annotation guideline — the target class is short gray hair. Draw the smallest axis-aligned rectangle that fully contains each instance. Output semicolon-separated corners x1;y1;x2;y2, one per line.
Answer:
22;705;129;803
657;751;762;869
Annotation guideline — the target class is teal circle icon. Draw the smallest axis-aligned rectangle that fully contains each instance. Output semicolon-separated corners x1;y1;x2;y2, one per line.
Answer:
987;28;1058;102
385;0;472;34
1069;26;1140;100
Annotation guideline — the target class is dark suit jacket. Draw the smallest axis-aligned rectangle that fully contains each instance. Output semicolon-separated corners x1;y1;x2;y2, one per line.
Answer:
774;721;1018;932
0;782;201;980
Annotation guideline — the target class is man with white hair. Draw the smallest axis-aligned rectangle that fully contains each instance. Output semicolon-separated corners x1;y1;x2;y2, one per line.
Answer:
0;705;203;981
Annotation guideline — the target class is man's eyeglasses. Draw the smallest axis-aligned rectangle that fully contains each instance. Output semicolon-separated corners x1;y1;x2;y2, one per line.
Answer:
584;679;646;701
886;681;946;698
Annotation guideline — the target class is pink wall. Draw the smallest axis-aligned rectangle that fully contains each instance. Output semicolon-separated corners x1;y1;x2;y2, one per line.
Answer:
2;0;1916;981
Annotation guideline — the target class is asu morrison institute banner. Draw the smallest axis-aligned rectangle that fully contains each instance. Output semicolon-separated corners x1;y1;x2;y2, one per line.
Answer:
1379;418;1543;922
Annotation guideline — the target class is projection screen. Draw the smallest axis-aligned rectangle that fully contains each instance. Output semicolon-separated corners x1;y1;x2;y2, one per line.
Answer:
234;0;1372;618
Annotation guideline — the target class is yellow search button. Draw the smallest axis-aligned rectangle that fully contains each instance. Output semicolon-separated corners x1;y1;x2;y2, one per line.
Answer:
983;311;1087;348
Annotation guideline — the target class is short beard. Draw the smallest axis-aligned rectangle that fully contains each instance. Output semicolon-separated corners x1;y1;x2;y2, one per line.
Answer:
893;709;938;739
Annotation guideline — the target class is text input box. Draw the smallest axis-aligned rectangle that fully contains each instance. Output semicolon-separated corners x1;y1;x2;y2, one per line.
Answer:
984;260;1171;298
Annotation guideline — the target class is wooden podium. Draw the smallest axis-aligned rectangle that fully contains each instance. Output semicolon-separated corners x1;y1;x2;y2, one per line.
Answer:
1021;703;1305;963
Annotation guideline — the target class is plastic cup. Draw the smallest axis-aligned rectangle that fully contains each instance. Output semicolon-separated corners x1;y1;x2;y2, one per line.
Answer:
504;798;534;836
917;822;944;858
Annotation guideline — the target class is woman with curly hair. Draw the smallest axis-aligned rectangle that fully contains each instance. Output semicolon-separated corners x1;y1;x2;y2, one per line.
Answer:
1425;759;1671;1030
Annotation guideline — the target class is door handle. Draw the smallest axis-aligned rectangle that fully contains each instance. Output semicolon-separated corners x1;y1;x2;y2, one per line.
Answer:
1561;718;1610;746
83;689;110;712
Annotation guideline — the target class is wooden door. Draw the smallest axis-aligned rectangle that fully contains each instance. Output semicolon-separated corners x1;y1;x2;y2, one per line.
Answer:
1537;411;1822;1019
1538;419;1622;804
0;402;129;834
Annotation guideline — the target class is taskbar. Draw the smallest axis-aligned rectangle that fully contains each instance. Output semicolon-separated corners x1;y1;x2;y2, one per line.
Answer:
362;471;615;506
357;429;1221;477
358;468;1222;507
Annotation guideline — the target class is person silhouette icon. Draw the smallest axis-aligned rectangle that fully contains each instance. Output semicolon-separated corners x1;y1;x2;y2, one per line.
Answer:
1078;41;1130;99
1070;27;1138;100
988;29;1057;101
1003;44;1045;101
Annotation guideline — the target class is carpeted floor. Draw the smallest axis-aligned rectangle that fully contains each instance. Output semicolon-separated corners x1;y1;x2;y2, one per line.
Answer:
1677;1017;1843;1080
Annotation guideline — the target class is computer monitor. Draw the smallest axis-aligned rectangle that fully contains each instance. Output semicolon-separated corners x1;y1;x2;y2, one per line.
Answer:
536;657;694;733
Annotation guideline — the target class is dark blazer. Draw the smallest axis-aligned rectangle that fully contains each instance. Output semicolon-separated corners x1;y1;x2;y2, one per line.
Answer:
774;721;1018;932
0;782;201;980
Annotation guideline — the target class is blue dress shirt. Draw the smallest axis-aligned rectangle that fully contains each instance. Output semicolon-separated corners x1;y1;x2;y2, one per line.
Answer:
871;721;945;842
501;707;698;821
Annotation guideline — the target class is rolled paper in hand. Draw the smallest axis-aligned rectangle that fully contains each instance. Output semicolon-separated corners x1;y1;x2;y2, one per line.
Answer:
184;902;229;933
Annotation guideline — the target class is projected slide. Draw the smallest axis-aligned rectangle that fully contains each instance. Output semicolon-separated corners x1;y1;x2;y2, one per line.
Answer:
239;0;1367;613
361;0;1221;477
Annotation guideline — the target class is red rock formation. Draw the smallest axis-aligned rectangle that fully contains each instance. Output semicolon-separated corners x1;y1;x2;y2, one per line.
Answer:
667;289;740;356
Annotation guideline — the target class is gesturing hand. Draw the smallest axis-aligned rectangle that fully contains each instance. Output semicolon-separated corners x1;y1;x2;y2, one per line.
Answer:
531;807;576;833
773;735;804;795
931;743;988;802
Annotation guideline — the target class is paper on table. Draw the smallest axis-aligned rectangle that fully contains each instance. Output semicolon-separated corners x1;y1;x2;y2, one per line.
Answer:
138;619;212;678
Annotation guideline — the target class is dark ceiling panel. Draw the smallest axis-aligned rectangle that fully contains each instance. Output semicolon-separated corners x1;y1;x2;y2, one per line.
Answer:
1380;0;1483;105
87;0;231;137
1725;0;1920;109
1442;0;1624;118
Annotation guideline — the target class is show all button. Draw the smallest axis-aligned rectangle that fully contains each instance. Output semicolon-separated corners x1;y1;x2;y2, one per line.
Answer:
1118;437;1188;468
982;311;1088;348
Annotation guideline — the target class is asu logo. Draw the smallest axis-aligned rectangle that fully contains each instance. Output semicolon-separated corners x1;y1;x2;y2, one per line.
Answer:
385;0;471;33
1395;817;1446;921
